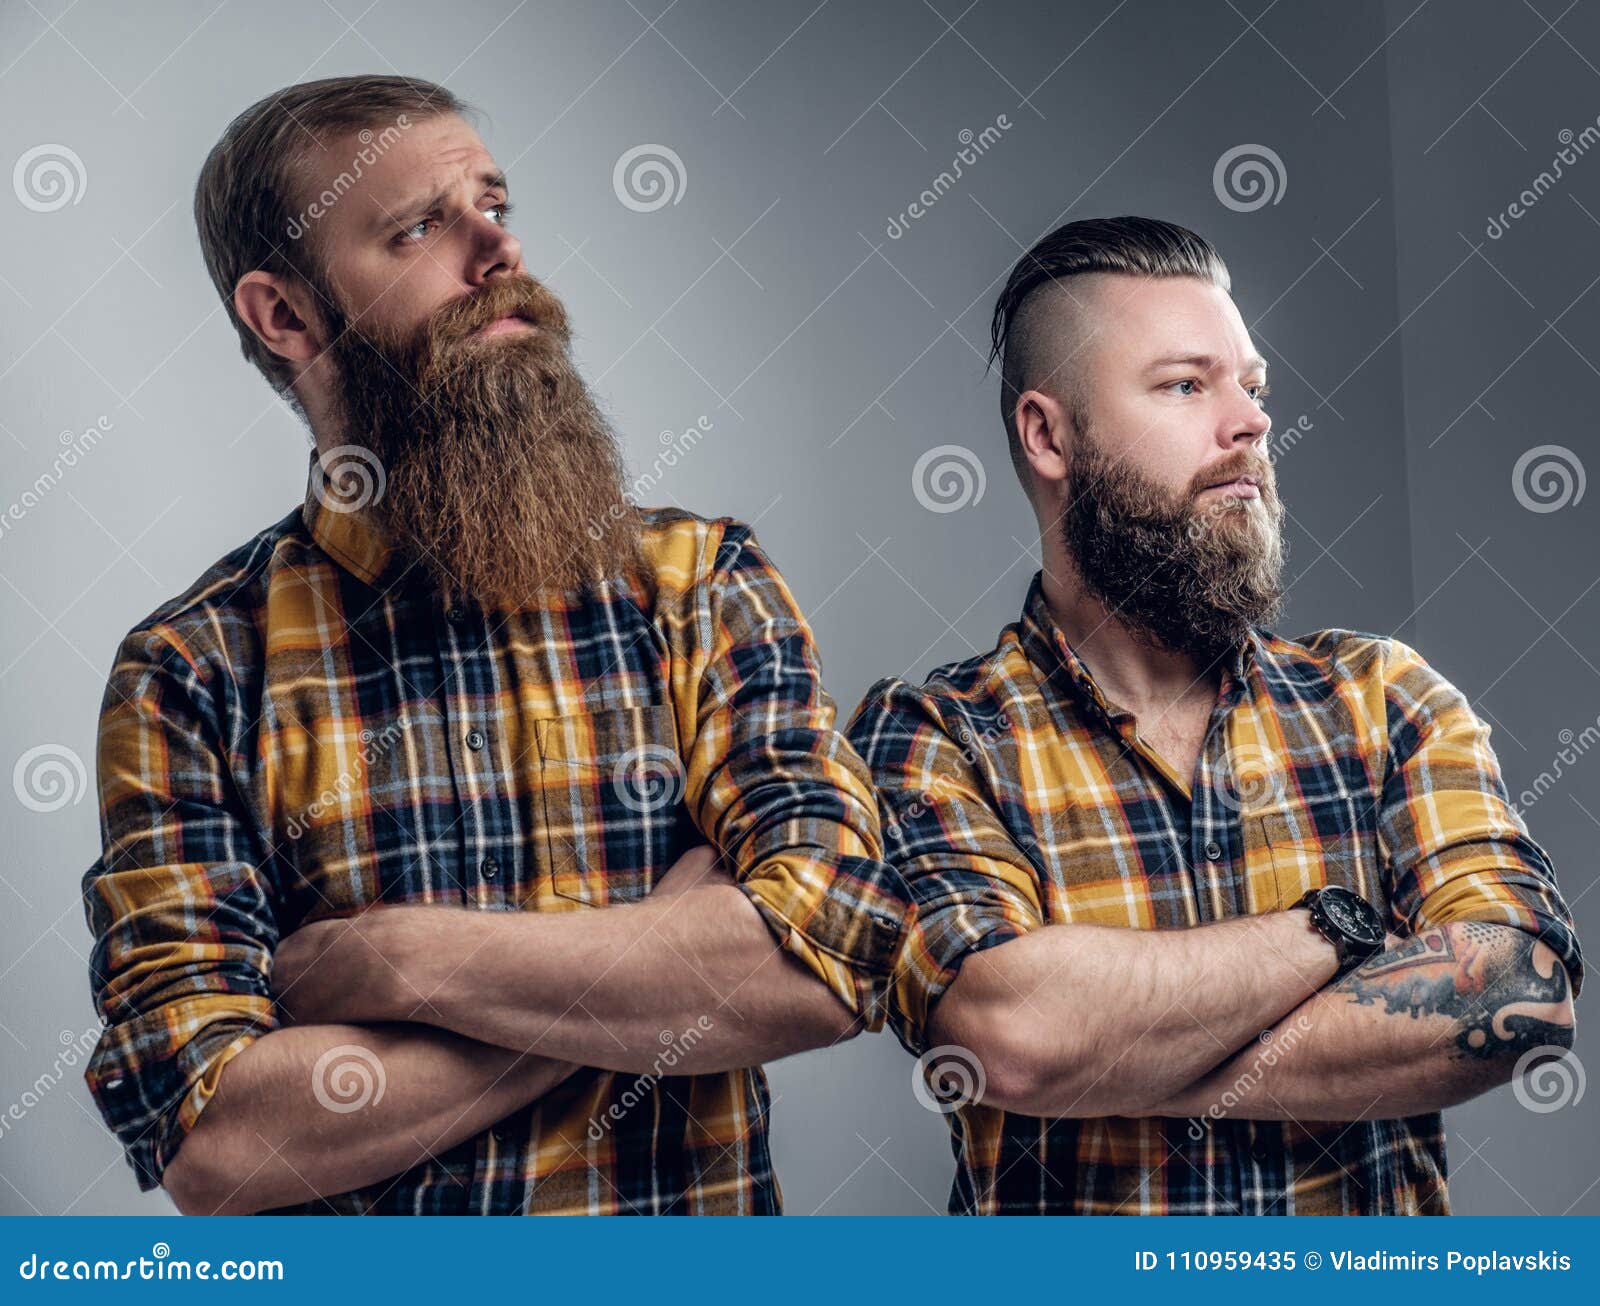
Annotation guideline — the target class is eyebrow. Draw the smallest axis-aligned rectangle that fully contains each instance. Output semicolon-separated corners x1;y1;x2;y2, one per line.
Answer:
380;170;510;232
1145;351;1269;377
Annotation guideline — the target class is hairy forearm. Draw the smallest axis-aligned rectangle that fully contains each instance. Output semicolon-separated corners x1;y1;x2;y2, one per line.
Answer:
163;1024;573;1215
1141;922;1577;1122
283;882;857;1074
933;909;1339;1118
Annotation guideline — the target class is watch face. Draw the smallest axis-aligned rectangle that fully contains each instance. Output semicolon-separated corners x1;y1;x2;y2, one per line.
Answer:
1320;887;1385;946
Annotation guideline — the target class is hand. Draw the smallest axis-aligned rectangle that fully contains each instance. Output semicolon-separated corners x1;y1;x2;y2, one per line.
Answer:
652;843;736;898
272;913;390;1026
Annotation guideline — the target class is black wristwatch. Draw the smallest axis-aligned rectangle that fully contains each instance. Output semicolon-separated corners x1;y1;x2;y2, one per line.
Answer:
1293;886;1385;976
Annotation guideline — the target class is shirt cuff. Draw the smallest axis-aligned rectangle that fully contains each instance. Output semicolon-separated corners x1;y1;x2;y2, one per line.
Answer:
736;847;910;1033
888;899;1038;1058
85;993;277;1192
1416;871;1585;997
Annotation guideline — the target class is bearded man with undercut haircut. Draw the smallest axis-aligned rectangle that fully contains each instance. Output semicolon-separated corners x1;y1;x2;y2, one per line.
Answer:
849;215;1581;1216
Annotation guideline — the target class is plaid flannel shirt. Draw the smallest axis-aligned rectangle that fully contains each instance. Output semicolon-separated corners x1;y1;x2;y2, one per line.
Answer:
847;571;1583;1216
82;454;909;1214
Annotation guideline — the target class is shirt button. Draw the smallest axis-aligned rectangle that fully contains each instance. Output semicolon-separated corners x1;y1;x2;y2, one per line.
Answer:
482;855;500;880
872;915;898;934
446;605;467;625
465;728;485;751
1204;840;1223;861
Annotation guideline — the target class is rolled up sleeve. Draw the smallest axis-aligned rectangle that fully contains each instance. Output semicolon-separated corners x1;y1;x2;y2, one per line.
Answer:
668;521;911;1031
82;628;280;1192
1378;638;1583;994
846;677;1044;1056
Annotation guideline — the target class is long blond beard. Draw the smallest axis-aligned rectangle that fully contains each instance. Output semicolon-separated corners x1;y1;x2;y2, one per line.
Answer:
326;275;644;607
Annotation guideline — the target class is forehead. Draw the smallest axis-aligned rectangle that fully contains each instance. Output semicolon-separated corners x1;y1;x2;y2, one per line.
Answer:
1089;275;1258;369
297;112;500;238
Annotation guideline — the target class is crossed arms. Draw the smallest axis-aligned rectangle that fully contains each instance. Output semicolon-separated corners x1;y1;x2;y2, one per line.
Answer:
88;524;904;1216
164;848;851;1215
931;910;1575;1121
848;641;1583;1130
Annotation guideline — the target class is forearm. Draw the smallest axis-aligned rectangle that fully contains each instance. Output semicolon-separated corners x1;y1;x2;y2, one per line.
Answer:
296;882;857;1074
1142;922;1577;1122
163;1023;573;1215
933;909;1339;1117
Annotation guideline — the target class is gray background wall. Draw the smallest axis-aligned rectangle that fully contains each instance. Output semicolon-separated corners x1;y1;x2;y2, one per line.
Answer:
0;0;1594;1215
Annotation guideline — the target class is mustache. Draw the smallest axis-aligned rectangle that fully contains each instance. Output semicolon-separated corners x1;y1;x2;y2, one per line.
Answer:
425;274;571;348
1187;449;1275;498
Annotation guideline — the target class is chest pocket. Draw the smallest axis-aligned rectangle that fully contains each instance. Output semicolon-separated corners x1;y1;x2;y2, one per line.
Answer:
1251;807;1376;910
533;703;686;907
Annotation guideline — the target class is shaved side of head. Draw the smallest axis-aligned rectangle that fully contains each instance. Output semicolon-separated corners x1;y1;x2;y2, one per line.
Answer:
989;217;1232;499
998;274;1111;491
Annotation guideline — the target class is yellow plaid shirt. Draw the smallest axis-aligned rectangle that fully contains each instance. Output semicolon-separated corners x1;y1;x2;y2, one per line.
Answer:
847;572;1583;1215
82;454;910;1214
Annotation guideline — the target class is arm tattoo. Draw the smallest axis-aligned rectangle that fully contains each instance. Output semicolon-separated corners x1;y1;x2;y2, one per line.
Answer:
1338;921;1573;1060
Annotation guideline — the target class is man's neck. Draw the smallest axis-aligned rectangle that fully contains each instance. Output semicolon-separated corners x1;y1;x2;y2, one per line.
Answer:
1038;552;1222;721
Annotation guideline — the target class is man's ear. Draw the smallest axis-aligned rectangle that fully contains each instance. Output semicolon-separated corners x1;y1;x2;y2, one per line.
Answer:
1013;387;1071;488
234;270;323;369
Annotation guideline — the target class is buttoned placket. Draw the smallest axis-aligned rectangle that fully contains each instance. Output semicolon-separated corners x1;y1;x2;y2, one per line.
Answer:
1189;662;1269;1214
437;598;516;910
432;595;530;1202
1075;650;1261;1214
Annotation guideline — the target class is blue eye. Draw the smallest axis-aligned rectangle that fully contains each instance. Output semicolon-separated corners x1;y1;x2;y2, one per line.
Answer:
487;200;515;226
1170;379;1198;396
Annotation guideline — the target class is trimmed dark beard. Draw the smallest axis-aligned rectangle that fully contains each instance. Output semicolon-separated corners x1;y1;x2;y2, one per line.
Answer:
1061;422;1286;664
322;272;643;607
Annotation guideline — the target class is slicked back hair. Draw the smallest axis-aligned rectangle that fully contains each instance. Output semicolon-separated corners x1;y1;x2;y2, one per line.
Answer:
988;216;1231;488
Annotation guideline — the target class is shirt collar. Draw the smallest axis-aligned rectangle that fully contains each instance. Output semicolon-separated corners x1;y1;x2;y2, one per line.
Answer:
299;449;398;587
1017;570;1260;716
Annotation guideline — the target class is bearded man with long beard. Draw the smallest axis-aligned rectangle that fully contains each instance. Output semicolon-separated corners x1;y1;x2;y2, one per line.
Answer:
80;76;909;1215
848;217;1580;1216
